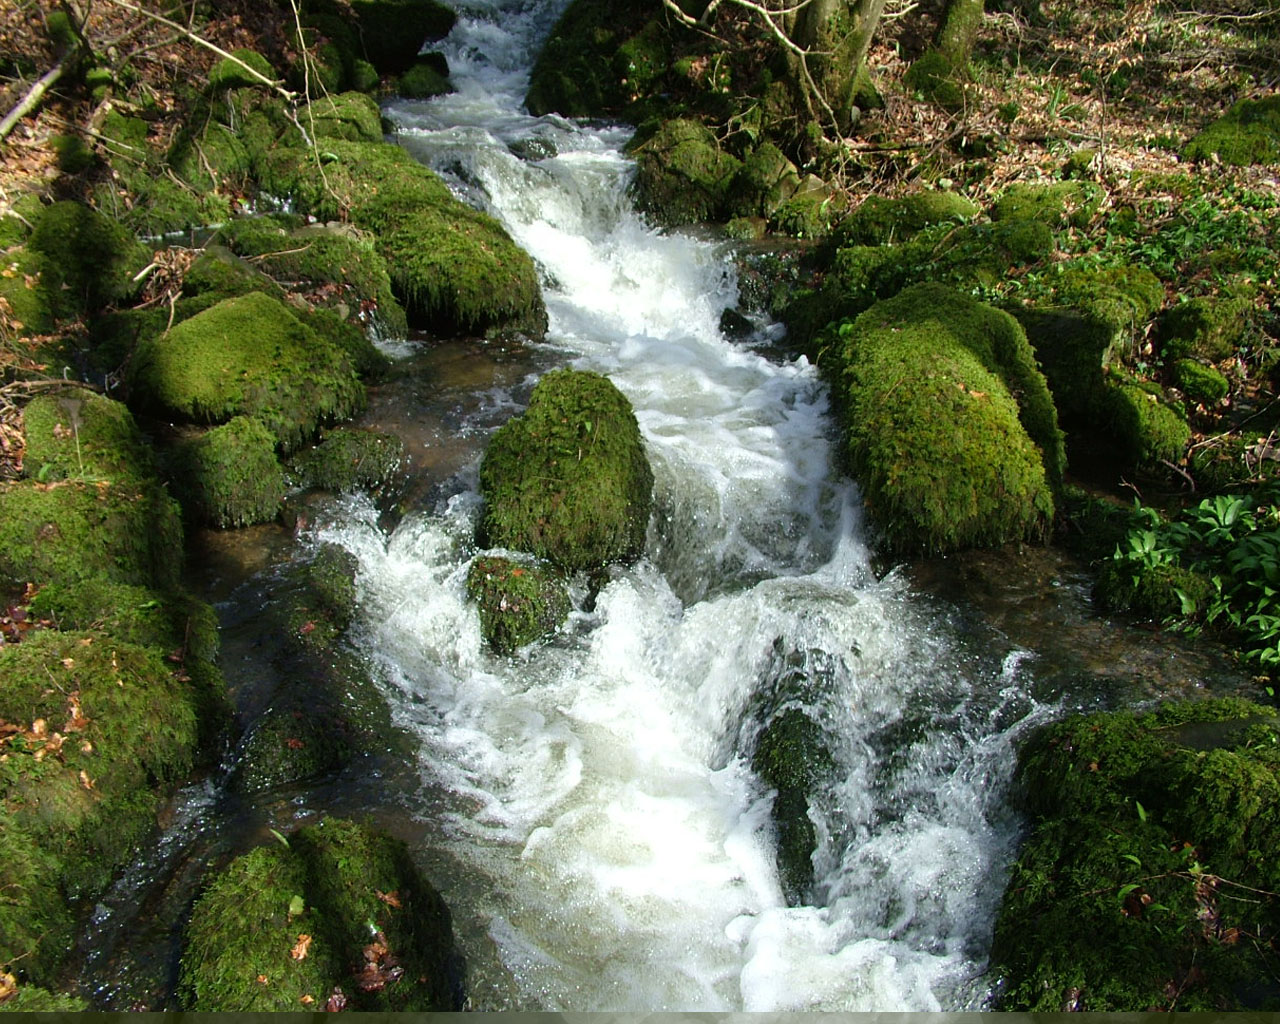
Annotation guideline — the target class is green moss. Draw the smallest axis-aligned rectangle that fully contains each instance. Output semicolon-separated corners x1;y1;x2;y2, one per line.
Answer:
129;291;365;451
397;61;452;99
629;119;744;227
52;133;95;174
730;143;801;220
1171;358;1229;406
1183;96;1280;167
27;200;148;319
479;369;654;571
0;246;53;336
308;91;384;143
1157;294;1255;362
349;0;457;73
207;49;275;91
171;416;287;528
1055;263;1165;354
903;49;965;112
1013;306;1116;428
298;305;391;379
0;478;183;589
169;118;253;193
827;190;979;248
465;555;570;654
818;283;1059;553
1;631;205;980
0;985;89;1011
770;181;843;240
1102;377;1191;466
991;181;1105;228
0;193;43;249
181;244;284;301
288;427;404;493
992;698;1280;1010
182;818;458;1010
21;387;155;484
752;707;832;905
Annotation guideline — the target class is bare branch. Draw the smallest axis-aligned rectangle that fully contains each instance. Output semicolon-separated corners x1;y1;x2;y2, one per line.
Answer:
0;55;76;143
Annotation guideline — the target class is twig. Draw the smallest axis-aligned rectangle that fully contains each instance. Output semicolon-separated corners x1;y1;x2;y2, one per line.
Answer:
0;53;77;143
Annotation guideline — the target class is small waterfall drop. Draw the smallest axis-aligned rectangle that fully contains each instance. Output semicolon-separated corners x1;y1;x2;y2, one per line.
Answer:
313;0;1056;1009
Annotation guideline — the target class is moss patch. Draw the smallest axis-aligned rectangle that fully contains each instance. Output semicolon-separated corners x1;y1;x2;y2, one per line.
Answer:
27;200;148;320
828;190;978;248
629;119;744;227
1183;96;1280;167
991;181;1105;229
818;283;1060;552
992;697;1280;1010
129;291;365;451
288;427;404;493
465;555;569;654
171;416;287;528
1102;376;1191;467
181;818;459;1010
479;369;653;571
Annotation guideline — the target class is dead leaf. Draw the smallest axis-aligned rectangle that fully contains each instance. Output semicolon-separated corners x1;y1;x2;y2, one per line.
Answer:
256;974;269;985
79;769;94;790
0;971;16;1003
300;994;316;1006
285;737;305;750
291;933;313;960
376;890;402;909
324;987;348;1012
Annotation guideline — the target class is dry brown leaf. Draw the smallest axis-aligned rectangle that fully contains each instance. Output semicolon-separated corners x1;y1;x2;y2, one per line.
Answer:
376;890;402;909
291;933;313;961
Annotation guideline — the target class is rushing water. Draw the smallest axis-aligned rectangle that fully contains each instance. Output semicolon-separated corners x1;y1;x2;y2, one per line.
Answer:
298;0;1065;1010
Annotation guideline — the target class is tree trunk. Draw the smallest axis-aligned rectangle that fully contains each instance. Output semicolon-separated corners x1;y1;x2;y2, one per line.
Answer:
934;0;985;67
793;0;886;133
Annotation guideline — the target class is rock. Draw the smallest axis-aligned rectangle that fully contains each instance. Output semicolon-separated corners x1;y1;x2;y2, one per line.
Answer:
1183;95;1280;166
465;555;569;654
288;427;405;494
1157;293;1255;362
826;190;979;249
1171;358;1229;406
818;283;1061;552
129;291;365;452
181;818;461;1010
629;119;744;228
348;0;457;74
1100;375;1190;467
27;200;148;320
478;369;653;571
991;697;1280;1010
170;416;287;529
990;181;1105;229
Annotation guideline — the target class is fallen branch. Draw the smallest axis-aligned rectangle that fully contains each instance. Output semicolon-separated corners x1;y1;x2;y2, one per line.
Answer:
0;52;77;143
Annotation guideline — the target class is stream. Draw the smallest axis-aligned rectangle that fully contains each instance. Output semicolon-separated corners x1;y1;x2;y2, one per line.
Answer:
76;0;1249;1010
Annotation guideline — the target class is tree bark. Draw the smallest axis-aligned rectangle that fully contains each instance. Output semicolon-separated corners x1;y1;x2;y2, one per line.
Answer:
934;0;985;67
794;0;886;132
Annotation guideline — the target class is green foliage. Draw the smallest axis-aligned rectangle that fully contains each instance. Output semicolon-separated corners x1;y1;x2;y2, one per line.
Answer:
306;92;384;143
817;283;1059;553
129;291;365;451
52;134;94;174
1183;96;1280;167
181;244;284;301
182;818;458;1010
171;416;287;528
479;369;654;571
465;555;570;654
1103;489;1280;667
992;698;1280;1009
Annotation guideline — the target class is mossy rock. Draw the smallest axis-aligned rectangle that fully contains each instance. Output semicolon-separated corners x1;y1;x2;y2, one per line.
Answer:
181;818;459;1010
129;291;365;451
1189;434;1280;492
1102;377;1191;467
1171;358;1229;406
181;244;285;301
349;0;457;74
86;292;228;378
770;178;844;240
524;0;656;117
1157;294;1255;362
990;181;1105;229
479;369;654;571
27;200;148;319
217;218;408;340
108;174;234;239
903;49;966;112
827;190;979;249
992;697;1280;1010
629;119;744;228
169;119;253;193
207;48;275;92
465;555;570;654
0;478;183;590
171;416;287;528
288;427;404;493
21;387;156;485
0;631;205;980
1013;306;1117;428
0;192;44;249
729;143;801;220
255;141;544;337
397;59;452;99
1183;95;1280;167
0;246;54;337
231;705;352;794
1055;263;1165;351
308;91;384;143
818;283;1060;553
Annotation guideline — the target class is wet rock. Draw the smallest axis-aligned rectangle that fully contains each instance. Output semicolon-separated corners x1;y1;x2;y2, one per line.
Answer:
629;119;743;228
465;555;569;654
287;427;405;495
170;416;287;529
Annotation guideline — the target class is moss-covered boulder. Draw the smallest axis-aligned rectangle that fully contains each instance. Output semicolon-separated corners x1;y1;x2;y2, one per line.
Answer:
129;291;365;451
181;245;285;302
308;91;385;143
257;140;545;337
21;387;156;484
1183;95;1280;167
1171;358;1229;406
26;200;148;320
730;142;802;221
1;631;206;983
629;119;744;228
1157;294;1255;362
991;181;1105;229
207;48;276;92
992;697;1280;1010
1101;376;1191;467
168;118;254;194
170;416;287;529
288;427;404;494
465;555;570;654
903;49;966;112
819;283;1061;552
478;369;653;571
827;190;979;249
181;818;460;1010
0;246;55;338
348;0;456;74
1013;306;1116;428
524;0;660;118
397;57;452;99
1055;264;1165;349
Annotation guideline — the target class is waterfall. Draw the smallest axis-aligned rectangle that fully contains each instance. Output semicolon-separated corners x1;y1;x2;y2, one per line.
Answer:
311;0;1056;1009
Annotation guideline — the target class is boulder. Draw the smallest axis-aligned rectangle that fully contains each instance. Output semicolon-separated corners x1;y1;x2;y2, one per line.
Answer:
465;555;569;654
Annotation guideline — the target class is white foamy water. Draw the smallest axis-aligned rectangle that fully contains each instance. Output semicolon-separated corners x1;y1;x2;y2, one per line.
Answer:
315;0;1054;1009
